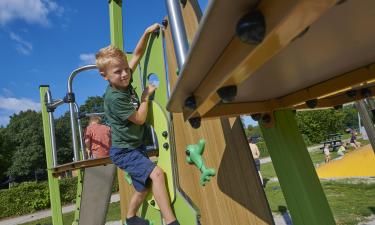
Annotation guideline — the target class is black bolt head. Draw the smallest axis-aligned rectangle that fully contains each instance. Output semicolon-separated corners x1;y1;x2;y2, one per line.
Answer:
236;10;266;44
306;99;318;109
334;105;343;110
360;88;372;98
346;90;357;98
262;114;271;123
184;96;197;110
217;85;237;103
251;113;262;121
188;117;201;129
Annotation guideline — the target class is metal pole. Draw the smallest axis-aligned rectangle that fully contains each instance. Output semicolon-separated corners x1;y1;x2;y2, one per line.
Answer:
74;103;86;160
45;90;58;167
67;65;97;161
366;98;375;121
356;100;375;152
67;65;97;93
165;0;189;69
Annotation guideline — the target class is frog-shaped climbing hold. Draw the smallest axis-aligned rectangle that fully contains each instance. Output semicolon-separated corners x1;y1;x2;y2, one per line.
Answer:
185;139;216;186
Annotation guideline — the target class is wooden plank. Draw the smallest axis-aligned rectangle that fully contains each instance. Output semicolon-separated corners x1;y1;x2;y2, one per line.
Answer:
204;64;375;118
165;1;274;224
167;0;338;117
185;0;338;119
295;85;375;109
51;157;112;176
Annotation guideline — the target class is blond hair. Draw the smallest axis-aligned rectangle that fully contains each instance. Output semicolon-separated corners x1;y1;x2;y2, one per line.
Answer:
89;116;101;124
95;45;127;73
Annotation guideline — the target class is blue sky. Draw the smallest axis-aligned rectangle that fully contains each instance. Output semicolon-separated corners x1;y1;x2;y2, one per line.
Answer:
0;0;256;127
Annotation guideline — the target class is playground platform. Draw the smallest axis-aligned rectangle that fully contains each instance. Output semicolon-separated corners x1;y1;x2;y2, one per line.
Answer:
317;145;375;178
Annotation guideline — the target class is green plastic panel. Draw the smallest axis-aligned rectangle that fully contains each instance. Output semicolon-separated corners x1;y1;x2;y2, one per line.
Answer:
131;27;199;224
39;86;63;225
109;0;123;50
139;30;169;109
72;170;84;225
174;190;200;225
260;110;336;225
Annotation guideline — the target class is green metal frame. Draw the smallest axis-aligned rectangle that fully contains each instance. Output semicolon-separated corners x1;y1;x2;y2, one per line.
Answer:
39;85;63;225
109;0;124;50
260;109;336;225
72;170;84;225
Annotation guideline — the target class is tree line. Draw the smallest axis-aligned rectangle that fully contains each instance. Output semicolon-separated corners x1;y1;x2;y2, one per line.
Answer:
0;97;359;187
0;96;104;187
245;105;359;145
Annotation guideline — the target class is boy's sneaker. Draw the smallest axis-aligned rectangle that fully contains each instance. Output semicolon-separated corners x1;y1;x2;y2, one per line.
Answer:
125;216;150;225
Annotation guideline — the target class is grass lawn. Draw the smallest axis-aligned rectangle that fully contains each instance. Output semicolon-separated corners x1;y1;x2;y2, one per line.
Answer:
261;141;375;225
265;180;375;225
19;202;121;225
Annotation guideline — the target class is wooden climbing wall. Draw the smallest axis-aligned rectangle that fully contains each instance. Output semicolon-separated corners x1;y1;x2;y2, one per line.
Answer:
164;1;274;224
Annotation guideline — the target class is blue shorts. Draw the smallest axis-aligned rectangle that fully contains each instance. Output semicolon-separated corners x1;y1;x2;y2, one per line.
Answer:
110;146;156;192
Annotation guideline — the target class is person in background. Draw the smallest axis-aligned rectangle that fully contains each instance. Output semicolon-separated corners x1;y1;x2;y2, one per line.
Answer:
84;116;111;159
349;129;361;149
337;142;346;159
323;144;331;163
249;136;264;187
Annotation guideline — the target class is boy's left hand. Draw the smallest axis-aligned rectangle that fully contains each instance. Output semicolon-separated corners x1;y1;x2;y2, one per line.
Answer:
141;84;157;102
146;23;160;34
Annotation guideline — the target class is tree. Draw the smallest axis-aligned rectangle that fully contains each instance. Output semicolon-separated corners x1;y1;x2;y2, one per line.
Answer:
296;109;346;144
79;96;104;128
0;128;15;185
6;110;46;182
54;112;74;165
342;104;359;129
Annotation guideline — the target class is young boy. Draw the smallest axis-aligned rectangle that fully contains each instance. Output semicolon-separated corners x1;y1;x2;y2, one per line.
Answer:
96;23;179;225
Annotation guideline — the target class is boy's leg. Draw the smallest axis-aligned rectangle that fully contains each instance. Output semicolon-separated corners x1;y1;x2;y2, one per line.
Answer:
149;166;176;224
127;189;149;218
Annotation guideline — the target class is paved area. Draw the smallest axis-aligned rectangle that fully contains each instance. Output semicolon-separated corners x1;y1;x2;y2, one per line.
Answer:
260;143;323;164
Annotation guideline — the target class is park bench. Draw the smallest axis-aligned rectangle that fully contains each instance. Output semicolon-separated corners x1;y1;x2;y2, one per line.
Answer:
320;133;342;151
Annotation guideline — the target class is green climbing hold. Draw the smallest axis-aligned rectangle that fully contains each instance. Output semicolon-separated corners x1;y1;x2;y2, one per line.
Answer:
186;139;216;186
124;171;132;185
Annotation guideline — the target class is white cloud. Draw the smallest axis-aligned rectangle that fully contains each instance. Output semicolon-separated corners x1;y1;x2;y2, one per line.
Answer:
0;96;41;126
0;96;40;112
0;0;63;26
9;32;33;55
79;53;96;65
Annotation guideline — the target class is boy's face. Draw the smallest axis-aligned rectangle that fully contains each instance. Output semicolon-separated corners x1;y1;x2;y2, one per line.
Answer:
101;59;131;91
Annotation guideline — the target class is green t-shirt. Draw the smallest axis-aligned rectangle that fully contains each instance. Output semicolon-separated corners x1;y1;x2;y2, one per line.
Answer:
104;85;144;149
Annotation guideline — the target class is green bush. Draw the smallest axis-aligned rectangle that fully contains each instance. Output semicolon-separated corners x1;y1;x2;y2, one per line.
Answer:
59;177;78;204
257;141;269;158
0;182;49;218
0;173;119;219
